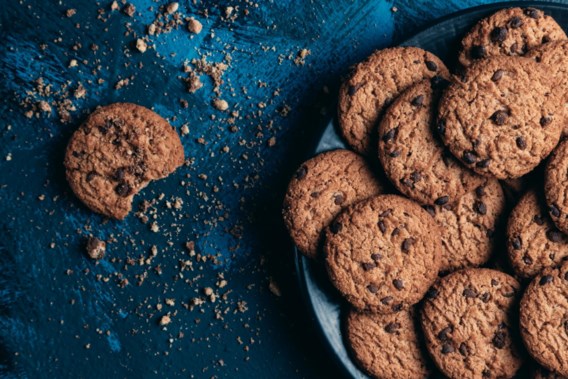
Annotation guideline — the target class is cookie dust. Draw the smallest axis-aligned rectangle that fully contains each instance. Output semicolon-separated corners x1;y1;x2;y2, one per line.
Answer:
294;49;311;65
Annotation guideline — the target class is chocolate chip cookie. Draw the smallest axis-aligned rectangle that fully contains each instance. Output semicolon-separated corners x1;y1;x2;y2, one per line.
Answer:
507;190;568;279
283;149;384;258
459;7;567;67
64;103;185;219
338;47;450;155
421;268;523;379
379;79;484;206
325;194;441;313
545;138;568;237
346;307;430;379
424;178;505;273
520;262;568;377
438;56;562;179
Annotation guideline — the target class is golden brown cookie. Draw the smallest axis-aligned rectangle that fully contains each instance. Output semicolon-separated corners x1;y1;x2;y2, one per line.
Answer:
338;47;450;155
424;179;506;273
438;56;562;179
282;149;384;258
545;139;568;235
507;190;568;279
325;194;441;313
378;78;484;206
64;103;184;219
459;7;567;67
346;307;430;379
421;268;523;379
520;262;568;377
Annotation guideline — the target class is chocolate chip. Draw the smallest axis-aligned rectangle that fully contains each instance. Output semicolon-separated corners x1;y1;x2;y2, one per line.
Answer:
491;279;499;286
295;166;307;179
97;124;109;135
482;369;491;378
474;201;487;215
490;27;508;43
441;343;454;354
476;159;490;168
437;326;453;341
540;275;553;285
463;288;477;298
435;196;449;205
114;167;126;181
516;136;527;150
382;127;398;142
510;42;519;54
392;303;403;312
534;214;545;225
425;60;438;71
523;255;533;265
334;193;345;205
425;287;439;299
470;45;486;59
437;119;446;136
459;343;469;356
491;110;508;125
377;220;387;233
511;236;522;250
491;69;504;82
379;209;392;218
391;227;400;237
348;82;363;96
524;7;540;18
362;262;376;271
540;116;552;127
384;322;401;334
371;253;382;261
367;284;379;293
547;229;563;242
411;95;424;107
380;296;393;304
401;238;415;253
480;292;491;303
492;331;506;349
389;150;401;158
463;151;478;164
550;203;561;218
393;279;404;290
329;220;342;234
423;205;435;217
510;16;523;28
115;182;131;197
72;151;80;158
86;171;96;182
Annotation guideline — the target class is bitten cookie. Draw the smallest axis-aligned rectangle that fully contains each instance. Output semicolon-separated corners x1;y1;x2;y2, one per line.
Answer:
378;79;484;206
438;56;562;179
325;194;441;313
459;7;567;67
338;47;450;155
545;139;568;235
421;269;523;379
507;190;568;278
527;40;568;136
346;308;430;379
520;262;568;377
64;103;185;219
282;149;383;259
424;179;505;273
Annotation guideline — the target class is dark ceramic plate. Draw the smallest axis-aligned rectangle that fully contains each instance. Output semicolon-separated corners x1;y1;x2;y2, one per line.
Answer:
294;2;568;378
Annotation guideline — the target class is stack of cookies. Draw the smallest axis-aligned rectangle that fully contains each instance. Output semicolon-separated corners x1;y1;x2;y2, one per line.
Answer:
283;7;568;379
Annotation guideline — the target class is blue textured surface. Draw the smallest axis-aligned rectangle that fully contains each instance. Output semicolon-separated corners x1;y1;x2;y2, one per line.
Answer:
0;0;564;378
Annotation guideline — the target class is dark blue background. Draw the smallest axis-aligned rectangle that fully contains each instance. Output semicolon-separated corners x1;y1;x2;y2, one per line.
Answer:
0;0;562;378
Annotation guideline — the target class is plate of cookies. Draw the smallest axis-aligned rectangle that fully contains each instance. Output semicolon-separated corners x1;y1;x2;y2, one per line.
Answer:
283;2;568;379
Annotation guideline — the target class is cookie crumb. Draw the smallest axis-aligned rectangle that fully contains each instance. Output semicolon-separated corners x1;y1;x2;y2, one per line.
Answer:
159;314;171;326
165;2;179;15
135;38;147;53
187;18;203;34
122;3;135;17
86;237;106;260
213;99;229;111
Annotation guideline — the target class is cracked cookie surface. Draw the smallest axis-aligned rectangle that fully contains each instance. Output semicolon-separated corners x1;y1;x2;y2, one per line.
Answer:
282;149;384;259
459;7;567;67
421;268;523;379
507;190;568;279
324;194;441;313
346;307;430;379
438;56;562;179
64;103;184;219
338;47;449;155
546;138;568;236
520;262;568;377
379;79;484;206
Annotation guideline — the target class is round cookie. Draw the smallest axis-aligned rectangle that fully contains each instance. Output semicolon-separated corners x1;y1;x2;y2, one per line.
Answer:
421;268;523;379
338;47;450;155
527;40;568;136
546;138;568;235
438;56;563;179
459;7;567;67
507;190;568;279
424;178;506;273
520;262;568;377
324;194;441;313
282;149;384;259
64;103;185;219
378;79;484;206
346;307;430;379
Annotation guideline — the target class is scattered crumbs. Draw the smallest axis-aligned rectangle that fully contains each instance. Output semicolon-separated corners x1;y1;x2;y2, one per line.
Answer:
187;17;203;34
159;314;172;326
86;237;106;260
65;9;76;18
122;3;136;17
294;49;311;65
391;6;398;13
213;99;229;111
